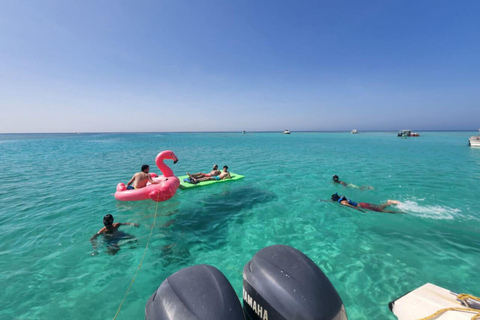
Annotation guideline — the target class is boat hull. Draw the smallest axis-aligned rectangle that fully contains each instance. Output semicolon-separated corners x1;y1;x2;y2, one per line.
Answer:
469;137;480;147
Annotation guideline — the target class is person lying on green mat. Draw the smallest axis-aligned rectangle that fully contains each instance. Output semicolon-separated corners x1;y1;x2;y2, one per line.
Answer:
188;166;231;184
189;164;221;179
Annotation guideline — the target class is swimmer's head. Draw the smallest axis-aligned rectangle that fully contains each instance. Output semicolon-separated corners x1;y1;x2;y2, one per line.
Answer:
331;193;340;201
103;214;114;227
213;164;218;170
141;165;149;173
332;175;339;182
223;166;228;170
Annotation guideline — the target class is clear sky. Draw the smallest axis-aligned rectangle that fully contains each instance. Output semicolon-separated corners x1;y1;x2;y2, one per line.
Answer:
1;0;479;133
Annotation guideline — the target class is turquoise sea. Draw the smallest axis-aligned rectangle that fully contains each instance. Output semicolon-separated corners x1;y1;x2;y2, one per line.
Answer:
1;131;479;320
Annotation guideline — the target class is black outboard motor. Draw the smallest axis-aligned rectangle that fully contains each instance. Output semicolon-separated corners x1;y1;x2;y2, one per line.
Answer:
145;264;245;320
242;245;348;320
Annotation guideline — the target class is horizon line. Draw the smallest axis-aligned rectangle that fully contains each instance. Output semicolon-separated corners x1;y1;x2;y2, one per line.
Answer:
1;129;479;135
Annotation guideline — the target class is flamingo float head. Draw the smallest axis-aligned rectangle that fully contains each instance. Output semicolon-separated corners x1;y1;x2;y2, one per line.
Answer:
155;150;178;177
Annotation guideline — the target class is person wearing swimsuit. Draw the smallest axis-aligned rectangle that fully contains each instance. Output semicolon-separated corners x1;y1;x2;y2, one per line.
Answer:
188;164;221;179
331;193;402;213
332;175;373;190
188;166;231;183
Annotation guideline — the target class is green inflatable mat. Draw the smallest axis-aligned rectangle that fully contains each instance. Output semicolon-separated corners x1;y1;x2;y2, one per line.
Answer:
178;173;245;190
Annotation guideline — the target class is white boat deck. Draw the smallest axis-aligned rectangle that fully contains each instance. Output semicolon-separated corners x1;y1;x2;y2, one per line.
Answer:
391;283;480;319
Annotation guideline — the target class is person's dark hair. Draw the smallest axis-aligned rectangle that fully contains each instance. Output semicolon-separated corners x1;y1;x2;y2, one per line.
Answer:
213;164;218;169
223;166;228;170
331;193;340;202
332;175;339;181
103;214;114;227
141;164;149;172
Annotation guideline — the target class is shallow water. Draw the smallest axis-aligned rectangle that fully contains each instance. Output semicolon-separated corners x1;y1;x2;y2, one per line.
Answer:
1;131;479;320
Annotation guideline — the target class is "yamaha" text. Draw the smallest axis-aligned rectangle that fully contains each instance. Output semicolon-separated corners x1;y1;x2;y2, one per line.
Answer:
243;288;269;320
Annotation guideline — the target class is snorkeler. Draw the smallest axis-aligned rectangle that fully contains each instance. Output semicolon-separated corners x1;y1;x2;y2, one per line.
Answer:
90;214;139;255
331;193;402;213
332;175;373;190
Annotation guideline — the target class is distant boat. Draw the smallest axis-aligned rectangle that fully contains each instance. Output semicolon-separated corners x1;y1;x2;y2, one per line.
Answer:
283;130;291;134
242;131;246;134
351;129;358;134
469;129;480;147
397;130;419;138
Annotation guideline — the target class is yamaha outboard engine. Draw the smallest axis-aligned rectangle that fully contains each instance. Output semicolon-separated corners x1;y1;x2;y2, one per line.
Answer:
242;245;347;320
145;264;245;320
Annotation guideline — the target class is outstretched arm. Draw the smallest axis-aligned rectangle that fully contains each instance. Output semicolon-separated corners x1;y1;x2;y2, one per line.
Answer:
120;222;139;227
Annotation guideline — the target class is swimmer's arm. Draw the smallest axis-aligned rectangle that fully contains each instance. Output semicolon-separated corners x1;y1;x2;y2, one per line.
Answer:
90;233;99;242
90;227;106;241
90;227;106;253
118;222;139;227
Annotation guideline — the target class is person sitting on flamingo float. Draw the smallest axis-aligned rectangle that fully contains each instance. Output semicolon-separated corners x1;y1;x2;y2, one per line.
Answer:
126;164;160;190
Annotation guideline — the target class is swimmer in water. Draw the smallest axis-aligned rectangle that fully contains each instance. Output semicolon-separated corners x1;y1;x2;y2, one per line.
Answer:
331;193;402;213
332;175;373;190
90;214;139;255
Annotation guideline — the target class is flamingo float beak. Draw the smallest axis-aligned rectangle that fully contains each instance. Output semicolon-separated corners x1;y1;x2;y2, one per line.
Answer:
173;159;178;164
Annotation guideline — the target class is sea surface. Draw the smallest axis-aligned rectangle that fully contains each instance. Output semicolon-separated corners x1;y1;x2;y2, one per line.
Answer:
1;131;479;320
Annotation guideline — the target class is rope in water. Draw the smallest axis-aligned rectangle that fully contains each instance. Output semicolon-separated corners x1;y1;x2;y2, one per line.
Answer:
417;293;480;320
112;199;160;320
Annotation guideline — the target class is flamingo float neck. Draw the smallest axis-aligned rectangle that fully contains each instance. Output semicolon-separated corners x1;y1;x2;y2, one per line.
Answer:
155;150;177;177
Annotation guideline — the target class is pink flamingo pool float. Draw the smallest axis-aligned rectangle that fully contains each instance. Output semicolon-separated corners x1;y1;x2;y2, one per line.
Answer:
115;150;180;202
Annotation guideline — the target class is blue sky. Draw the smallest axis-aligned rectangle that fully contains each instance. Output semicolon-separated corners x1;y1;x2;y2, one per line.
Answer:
1;0;479;132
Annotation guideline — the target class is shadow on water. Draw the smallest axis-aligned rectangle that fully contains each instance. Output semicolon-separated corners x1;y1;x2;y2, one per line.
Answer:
154;185;277;267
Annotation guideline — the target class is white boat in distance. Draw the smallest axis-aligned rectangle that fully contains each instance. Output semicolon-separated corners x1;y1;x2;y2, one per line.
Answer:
469;129;480;147
283;130;291;134
398;129;420;137
351;129;358;134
